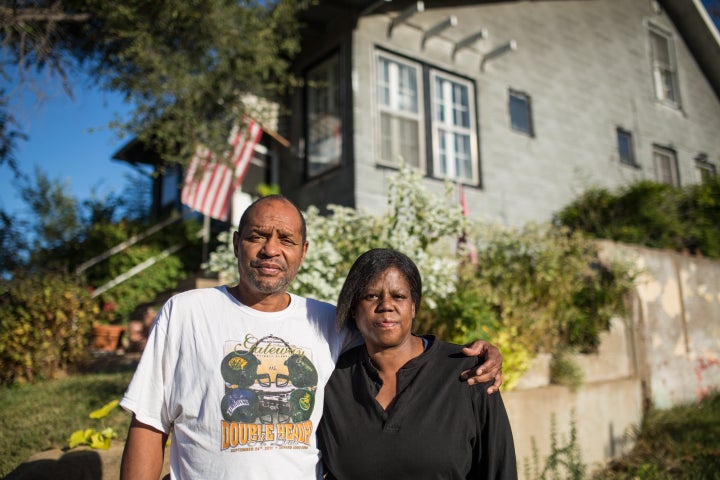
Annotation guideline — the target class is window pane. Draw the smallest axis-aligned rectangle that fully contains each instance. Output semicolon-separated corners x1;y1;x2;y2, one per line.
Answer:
455;133;472;179
377;54;421;167
510;91;532;135
453;84;470;128
653;148;679;186
651;31;670;65
617;129;634;165
380;112;420;166
432;72;476;181
649;28;679;106
307;54;342;176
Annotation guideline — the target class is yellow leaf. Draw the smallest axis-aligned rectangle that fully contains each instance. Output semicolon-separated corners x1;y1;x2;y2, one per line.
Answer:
89;432;112;450
68;430;88;449
89;399;119;419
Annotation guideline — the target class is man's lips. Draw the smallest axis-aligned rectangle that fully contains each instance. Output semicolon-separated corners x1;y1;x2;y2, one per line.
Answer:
251;261;286;275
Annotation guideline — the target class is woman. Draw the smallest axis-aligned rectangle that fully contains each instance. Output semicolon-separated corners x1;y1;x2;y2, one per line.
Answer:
318;248;517;479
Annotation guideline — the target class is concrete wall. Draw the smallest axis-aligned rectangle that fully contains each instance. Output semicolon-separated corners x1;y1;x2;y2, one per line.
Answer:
503;243;720;473
601;241;720;409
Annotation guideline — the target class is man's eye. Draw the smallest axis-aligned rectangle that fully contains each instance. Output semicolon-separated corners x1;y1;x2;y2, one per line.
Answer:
364;294;378;300
280;238;296;245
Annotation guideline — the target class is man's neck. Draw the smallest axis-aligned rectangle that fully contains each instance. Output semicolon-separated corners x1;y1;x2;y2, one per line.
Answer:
228;285;291;312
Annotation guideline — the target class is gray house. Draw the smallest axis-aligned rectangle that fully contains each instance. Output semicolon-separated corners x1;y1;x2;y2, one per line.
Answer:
116;0;720;227
275;0;720;226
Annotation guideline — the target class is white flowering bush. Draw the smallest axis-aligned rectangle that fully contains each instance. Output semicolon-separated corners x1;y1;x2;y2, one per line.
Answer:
204;164;467;307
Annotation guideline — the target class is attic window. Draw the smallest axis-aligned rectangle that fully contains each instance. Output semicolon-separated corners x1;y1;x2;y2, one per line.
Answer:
649;26;681;108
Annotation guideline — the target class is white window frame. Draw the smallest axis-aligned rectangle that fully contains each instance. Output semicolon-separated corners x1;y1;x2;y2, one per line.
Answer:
649;25;681;108
429;70;479;183
306;52;342;178
375;51;425;169
653;146;680;186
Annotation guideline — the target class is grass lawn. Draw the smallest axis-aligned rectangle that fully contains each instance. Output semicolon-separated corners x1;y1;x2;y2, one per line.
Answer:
0;371;134;477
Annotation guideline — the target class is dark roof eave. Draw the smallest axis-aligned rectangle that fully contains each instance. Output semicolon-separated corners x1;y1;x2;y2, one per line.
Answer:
660;0;720;101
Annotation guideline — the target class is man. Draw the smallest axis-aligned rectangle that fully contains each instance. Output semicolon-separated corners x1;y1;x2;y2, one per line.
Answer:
120;194;503;479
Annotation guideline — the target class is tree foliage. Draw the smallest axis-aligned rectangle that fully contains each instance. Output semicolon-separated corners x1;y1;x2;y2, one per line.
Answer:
1;0;306;169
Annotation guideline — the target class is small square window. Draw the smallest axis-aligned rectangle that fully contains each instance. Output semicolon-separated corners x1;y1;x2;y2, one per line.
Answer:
509;90;533;136
617;128;636;166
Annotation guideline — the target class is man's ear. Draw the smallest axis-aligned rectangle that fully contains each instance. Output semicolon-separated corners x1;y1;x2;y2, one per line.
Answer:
300;240;309;263
232;231;240;258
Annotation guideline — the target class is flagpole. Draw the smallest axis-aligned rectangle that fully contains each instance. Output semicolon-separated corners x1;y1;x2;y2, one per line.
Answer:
201;214;211;264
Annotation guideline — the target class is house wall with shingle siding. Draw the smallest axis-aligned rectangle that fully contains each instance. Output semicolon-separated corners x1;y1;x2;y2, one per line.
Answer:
283;0;720;225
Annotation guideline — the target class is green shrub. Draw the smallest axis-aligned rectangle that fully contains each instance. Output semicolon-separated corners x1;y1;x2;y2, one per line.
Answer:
0;272;96;385
467;223;635;355
82;218;204;322
556;178;720;258
549;350;585;391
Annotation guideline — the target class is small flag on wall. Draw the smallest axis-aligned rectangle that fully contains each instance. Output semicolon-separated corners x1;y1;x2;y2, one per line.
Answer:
181;118;263;221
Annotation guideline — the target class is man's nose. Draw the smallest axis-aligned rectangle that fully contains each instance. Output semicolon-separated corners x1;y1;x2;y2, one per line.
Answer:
261;235;281;256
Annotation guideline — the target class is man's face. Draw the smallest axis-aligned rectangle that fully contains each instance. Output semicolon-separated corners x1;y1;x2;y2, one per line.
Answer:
233;198;308;301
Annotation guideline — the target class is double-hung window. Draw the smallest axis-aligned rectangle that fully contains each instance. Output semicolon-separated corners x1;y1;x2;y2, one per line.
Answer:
376;53;423;168
649;26;680;108
306;52;342;177
653;146;680;186
430;72;477;182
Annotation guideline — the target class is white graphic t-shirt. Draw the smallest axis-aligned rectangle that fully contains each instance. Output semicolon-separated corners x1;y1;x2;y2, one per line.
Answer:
120;286;349;479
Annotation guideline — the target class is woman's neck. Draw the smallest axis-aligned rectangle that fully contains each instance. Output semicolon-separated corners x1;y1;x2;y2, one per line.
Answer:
368;335;424;410
367;335;424;374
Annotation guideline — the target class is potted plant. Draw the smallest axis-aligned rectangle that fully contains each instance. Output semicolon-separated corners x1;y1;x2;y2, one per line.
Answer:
91;300;126;352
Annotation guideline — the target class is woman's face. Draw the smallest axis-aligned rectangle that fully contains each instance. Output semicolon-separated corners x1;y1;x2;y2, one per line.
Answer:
354;267;416;352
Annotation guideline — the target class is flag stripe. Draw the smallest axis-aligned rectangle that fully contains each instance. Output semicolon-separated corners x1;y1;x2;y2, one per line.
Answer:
181;118;264;221
231;119;263;189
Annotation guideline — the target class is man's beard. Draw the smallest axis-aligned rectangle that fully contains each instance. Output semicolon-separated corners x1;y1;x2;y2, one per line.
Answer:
249;274;290;294
242;260;292;294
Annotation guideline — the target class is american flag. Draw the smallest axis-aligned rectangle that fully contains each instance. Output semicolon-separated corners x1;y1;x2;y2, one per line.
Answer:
181;118;263;221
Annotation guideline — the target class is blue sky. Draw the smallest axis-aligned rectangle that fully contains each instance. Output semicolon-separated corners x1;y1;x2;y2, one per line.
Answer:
0;70;137;219
1;1;718;221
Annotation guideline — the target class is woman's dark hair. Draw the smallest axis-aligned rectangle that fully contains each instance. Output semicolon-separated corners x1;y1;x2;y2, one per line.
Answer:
336;248;422;331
